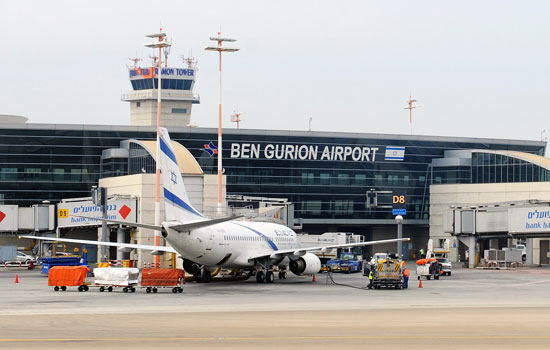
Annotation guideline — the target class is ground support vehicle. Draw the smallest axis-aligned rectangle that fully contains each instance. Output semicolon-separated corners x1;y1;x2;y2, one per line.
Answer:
93;267;139;293
48;265;90;292
141;268;185;293
41;256;88;275
370;259;405;289
416;258;442;280
325;258;343;272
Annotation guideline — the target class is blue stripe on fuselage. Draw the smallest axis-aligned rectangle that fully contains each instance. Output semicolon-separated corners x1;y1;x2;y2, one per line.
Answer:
160;137;178;164
163;188;203;218
231;222;279;251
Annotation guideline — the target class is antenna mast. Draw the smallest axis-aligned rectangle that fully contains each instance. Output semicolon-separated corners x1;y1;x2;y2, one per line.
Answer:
129;57;142;68
404;95;418;135
231;109;243;128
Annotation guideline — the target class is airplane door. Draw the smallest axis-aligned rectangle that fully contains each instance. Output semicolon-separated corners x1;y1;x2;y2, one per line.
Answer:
206;234;215;250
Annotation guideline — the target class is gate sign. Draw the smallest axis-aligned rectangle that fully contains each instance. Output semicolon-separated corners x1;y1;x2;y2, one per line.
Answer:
57;199;137;228
392;191;407;216
0;205;18;232
509;207;550;233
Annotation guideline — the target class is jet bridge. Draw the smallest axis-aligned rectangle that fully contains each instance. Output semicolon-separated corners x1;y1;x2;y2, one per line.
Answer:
444;200;550;267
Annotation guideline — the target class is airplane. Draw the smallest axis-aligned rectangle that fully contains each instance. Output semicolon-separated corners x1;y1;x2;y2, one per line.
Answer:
22;127;410;284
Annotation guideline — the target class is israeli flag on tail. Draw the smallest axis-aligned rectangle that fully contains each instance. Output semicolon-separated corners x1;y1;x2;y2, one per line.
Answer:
159;127;205;223
384;146;405;161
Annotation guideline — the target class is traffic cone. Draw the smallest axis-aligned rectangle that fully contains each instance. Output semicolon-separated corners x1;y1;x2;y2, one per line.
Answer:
14;274;19;283
418;279;423;288
312;274;316;282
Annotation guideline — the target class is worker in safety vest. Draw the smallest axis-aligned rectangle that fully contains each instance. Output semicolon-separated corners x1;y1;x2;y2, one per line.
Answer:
403;268;410;289
368;270;374;289
420;248;425;259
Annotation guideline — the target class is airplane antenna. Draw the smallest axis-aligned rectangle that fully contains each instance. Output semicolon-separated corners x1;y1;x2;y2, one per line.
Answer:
404;95;419;135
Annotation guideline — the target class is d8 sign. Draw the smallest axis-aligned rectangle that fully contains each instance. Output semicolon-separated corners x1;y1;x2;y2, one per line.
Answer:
392;192;406;209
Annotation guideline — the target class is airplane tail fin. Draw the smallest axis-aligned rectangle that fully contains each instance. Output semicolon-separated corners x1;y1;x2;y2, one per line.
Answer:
159;127;204;222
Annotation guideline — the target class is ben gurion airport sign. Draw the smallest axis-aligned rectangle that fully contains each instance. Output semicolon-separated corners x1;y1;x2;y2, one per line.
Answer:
229;143;406;162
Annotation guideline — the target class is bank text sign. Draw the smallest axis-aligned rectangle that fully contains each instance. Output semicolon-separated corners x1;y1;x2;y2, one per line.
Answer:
509;207;550;233
57;199;137;228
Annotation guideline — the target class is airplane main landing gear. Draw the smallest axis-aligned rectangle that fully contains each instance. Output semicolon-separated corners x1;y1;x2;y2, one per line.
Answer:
194;269;212;283
256;271;265;283
255;270;275;283
265;271;274;283
278;271;287;279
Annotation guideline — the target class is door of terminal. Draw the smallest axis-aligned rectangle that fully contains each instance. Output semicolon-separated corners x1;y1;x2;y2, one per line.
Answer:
540;240;549;265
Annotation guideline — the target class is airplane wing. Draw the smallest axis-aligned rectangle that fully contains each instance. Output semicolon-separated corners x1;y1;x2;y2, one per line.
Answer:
168;215;244;232
19;235;178;254
250;237;411;260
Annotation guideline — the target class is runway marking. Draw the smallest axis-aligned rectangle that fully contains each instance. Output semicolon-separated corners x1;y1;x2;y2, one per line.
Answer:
2;335;550;342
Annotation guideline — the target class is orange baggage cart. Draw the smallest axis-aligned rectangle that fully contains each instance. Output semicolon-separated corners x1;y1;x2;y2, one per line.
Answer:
141;268;185;294
48;265;90;292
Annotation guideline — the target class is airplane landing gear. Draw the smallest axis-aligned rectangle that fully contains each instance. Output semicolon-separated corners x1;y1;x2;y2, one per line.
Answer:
256;271;265;283
194;268;212;283
265;271;274;283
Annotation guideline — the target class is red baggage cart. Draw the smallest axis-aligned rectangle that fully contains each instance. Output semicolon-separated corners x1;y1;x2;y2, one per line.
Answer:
48;265;90;292
141;268;185;294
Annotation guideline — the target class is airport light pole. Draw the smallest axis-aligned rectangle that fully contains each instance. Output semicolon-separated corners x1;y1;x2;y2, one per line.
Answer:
395;215;403;258
145;31;171;266
205;32;239;213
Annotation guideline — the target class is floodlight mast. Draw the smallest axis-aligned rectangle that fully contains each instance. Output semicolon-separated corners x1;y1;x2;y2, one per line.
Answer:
205;32;239;212
145;30;171;266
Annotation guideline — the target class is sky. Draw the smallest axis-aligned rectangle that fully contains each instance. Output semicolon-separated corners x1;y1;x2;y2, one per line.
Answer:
1;0;549;143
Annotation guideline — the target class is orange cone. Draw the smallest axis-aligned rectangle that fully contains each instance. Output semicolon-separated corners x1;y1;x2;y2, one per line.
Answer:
15;274;19;283
312;274;316;282
418;279;423;288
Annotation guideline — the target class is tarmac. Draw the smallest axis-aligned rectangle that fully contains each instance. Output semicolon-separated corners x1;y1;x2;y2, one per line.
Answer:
1;265;550;349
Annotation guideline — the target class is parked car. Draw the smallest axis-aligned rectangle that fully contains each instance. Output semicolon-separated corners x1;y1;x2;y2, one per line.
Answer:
436;257;452;276
15;251;37;264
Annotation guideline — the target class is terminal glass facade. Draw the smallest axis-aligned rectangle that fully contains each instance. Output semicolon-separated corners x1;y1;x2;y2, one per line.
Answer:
0;125;546;224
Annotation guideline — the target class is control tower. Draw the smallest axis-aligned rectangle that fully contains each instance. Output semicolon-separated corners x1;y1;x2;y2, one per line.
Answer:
121;58;200;127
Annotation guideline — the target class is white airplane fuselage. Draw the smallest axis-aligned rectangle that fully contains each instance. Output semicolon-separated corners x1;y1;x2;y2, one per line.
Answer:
165;221;299;269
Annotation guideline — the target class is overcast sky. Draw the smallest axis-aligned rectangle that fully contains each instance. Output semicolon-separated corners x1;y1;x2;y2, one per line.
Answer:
1;1;549;143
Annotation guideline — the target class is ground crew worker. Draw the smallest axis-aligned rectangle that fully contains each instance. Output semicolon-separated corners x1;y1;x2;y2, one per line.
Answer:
420;248;424;259
368;270;374;289
403;268;410;289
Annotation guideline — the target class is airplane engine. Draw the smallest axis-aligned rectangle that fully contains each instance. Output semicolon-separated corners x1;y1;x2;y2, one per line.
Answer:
289;253;321;275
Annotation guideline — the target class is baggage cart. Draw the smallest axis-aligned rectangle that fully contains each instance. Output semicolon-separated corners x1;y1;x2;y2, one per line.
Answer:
141;268;185;294
41;256;88;275
48;265;90;292
416;258;442;280
93;267;140;293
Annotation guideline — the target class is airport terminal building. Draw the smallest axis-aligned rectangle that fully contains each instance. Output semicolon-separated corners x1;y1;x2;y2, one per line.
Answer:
1;117;548;259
